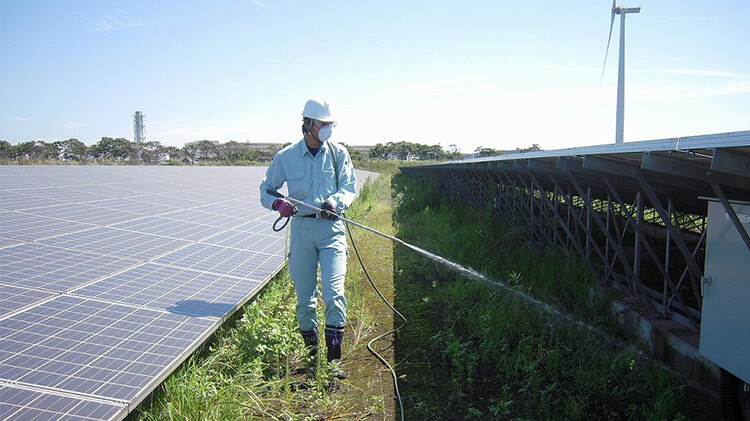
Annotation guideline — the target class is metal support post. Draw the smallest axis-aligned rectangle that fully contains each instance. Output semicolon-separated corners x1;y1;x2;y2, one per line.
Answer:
665;198;673;314
604;179;700;329
586;187;592;259
634;192;642;296
564;170;659;313
633;171;704;308
549;177;609;266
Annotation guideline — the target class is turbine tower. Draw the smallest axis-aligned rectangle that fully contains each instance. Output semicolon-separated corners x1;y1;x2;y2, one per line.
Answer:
601;1;640;144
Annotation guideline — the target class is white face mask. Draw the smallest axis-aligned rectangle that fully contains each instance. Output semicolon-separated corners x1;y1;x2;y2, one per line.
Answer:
317;125;332;142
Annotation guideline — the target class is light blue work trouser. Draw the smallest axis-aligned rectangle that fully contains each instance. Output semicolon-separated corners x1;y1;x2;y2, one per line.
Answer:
288;216;347;332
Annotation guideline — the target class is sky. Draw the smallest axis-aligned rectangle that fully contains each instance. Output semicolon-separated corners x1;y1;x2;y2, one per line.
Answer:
1;0;748;154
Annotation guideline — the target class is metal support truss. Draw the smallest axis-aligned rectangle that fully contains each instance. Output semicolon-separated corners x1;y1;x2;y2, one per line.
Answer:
401;138;750;333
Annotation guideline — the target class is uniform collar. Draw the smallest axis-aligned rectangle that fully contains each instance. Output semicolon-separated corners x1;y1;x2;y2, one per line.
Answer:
299;138;330;158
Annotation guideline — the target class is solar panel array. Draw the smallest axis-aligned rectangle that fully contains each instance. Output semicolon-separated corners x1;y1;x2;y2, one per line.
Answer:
0;166;295;420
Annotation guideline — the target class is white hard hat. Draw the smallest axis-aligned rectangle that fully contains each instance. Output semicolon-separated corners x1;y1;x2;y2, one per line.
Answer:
301;98;335;122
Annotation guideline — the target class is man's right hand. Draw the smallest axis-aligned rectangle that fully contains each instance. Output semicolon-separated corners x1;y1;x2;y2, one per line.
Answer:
273;199;297;217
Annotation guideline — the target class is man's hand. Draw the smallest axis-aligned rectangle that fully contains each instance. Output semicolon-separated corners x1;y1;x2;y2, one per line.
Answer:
273;199;297;218
320;198;338;220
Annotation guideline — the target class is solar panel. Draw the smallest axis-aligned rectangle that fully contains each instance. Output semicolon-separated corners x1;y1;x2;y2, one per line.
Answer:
0;165;375;420
157;209;249;229
12;187;113;204
0;191;68;211
65;184;143;200
25;204;143;226
202;229;280;250
0;237;25;249
38;228;193;261
0;243;140;292
0;285;56;315
111;217;224;242
72;263;263;317
153;242;284;279
0;295;216;401
0;212;97;241
0;384;126;421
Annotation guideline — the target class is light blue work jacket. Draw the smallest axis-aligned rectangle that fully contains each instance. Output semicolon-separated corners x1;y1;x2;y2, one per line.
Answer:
259;139;357;215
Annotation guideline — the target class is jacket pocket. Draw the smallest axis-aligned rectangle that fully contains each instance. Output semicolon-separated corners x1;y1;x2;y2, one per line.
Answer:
287;171;307;199
322;169;337;196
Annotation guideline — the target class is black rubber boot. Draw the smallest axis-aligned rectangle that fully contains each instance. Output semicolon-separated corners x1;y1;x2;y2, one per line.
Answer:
325;325;346;379
300;329;318;375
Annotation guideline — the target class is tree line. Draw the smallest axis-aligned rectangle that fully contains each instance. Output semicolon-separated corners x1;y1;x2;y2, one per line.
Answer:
367;141;542;160
473;143;542;157
1;137;543;164
368;141;463;160
0;138;279;164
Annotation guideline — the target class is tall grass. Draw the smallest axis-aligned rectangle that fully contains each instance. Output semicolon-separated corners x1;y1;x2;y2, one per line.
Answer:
391;173;717;420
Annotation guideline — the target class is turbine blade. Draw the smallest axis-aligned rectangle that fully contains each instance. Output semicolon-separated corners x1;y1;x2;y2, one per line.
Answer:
600;1;617;85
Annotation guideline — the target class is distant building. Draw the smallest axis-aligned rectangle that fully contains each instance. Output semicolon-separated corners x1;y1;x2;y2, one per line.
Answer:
242;142;283;151
349;145;373;155
133;111;145;143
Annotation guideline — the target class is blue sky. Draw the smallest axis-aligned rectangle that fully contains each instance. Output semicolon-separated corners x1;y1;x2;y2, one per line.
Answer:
1;0;748;153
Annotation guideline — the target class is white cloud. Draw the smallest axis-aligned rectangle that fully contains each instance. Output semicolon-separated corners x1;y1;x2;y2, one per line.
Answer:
12;117;29;122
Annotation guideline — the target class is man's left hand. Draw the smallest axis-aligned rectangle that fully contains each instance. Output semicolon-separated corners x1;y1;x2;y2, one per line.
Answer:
320;198;338;220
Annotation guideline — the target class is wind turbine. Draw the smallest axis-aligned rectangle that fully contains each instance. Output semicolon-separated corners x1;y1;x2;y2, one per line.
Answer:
601;1;640;144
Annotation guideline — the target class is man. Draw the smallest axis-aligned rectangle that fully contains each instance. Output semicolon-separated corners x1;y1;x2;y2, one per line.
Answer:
259;98;357;378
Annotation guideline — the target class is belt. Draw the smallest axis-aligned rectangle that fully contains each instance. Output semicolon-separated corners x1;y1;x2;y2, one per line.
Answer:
300;213;319;218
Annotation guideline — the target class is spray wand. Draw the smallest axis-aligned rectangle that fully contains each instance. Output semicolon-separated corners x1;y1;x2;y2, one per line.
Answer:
267;190;485;278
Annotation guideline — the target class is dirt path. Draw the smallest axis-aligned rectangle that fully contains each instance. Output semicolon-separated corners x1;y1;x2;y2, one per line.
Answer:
338;176;400;420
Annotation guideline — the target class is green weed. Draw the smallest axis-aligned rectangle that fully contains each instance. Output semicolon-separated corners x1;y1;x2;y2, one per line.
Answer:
391;173;717;420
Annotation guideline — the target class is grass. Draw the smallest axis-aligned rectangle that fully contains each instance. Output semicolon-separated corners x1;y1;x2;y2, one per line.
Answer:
390;173;718;420
131;165;719;420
